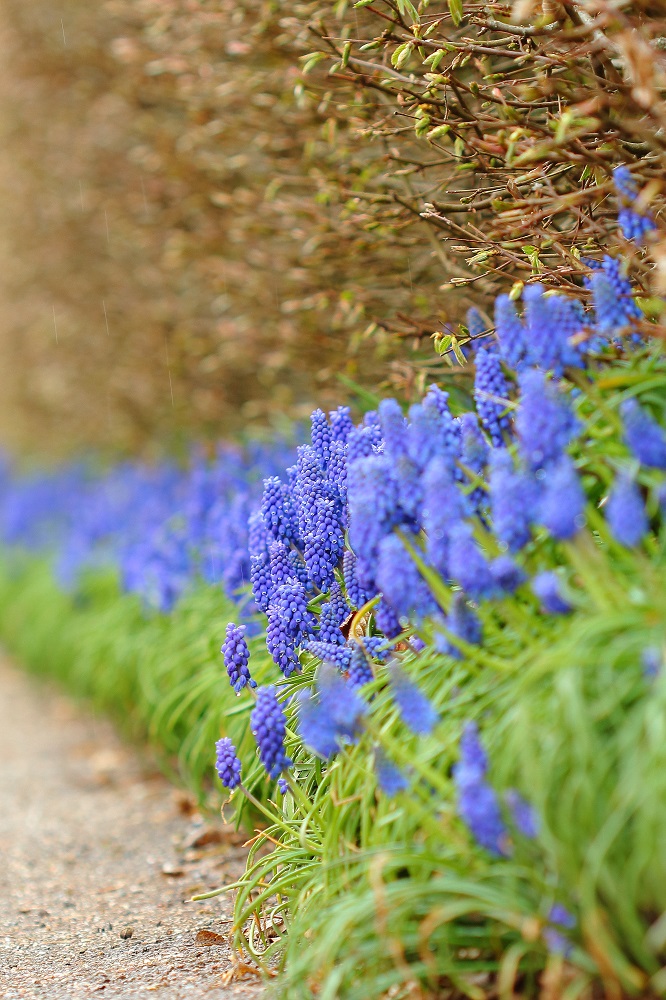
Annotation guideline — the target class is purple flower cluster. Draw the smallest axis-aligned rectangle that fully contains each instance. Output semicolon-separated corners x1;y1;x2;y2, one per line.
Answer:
453;723;508;856
613;166;657;246
250;686;292;779
215;737;242;790
222;623;256;694
0;439;297;616
297;664;366;759
388;663;438;735
214;255;659;792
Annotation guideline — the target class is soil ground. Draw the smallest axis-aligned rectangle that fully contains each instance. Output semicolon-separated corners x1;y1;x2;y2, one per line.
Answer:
0;658;265;999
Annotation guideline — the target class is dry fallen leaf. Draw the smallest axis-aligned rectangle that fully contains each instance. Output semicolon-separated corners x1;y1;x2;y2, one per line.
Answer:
195;929;227;947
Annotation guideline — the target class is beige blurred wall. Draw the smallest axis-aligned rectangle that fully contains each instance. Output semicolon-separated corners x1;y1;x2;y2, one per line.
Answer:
0;0;389;458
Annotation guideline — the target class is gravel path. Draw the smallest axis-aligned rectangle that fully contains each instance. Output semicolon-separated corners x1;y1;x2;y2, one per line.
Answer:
0;659;265;999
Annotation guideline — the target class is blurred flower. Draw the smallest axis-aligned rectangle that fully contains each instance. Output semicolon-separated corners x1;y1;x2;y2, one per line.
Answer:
543;904;576;956
505;790;539;839
516;370;580;471
374;748;409;796
494;294;527;370
621;399;666;470
489;448;538;552
454;723;508;856
539;456;586;540
532;571;572;615
606;474;648;547
388;662;438;735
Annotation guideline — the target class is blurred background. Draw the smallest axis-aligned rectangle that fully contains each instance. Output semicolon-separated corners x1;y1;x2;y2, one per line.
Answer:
0;0;449;459
1;0;660;460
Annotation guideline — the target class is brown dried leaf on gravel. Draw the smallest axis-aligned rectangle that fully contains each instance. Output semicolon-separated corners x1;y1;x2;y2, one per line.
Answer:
195;930;228;947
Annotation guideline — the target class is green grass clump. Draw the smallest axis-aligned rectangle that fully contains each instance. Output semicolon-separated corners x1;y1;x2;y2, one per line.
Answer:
0;558;274;801
220;559;666;999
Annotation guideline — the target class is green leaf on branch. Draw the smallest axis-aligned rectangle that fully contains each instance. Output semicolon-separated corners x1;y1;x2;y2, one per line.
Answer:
448;0;463;25
300;52;327;75
396;0;420;22
522;245;541;274
391;42;414;69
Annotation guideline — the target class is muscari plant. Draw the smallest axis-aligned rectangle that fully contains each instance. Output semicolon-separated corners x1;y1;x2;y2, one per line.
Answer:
0;171;664;996
202;176;666;997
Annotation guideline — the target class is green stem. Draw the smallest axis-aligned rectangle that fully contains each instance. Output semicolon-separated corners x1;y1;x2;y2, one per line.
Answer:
563;530;620;611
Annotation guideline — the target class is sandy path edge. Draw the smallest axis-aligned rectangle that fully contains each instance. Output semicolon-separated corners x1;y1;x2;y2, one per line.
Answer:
0;658;264;999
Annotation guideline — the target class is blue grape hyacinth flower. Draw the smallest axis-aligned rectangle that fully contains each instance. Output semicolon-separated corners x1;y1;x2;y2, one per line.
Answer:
221;623;257;695
250;686;292;779
517;369;580;472
494;293;527;370
374;747;409;796
532;571;572;615
474;345;511;446
613;166;656;246
620;399;666;470
388;662;438;736
505;790;539;839
544;904;576;956
539;456;586;540
297;664;366;757
448;524;497;602
606;474;648;548
215;737;242;790
489;448;538;553
454;723;508;857
376;532;437;621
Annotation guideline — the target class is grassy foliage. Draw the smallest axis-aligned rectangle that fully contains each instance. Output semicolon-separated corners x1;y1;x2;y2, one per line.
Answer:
0;557;274;800
230;580;666;997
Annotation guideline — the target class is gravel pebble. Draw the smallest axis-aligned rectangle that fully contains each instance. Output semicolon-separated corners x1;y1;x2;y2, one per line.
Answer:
0;659;265;999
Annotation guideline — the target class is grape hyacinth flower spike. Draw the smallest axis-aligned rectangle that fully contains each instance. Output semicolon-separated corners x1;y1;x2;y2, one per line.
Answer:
544;904;576;957
297;663;366;758
613;166;656;246
606;474;648;548
388;662;438;736
621;399;666;470
532;571;572;615
222;623;256;694
215;737;242;791
453;723;508;857
517;369;580;472
374;747;409;797
538;456;586;540
250;686;292;779
474;345;511;446
489;448;538;554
